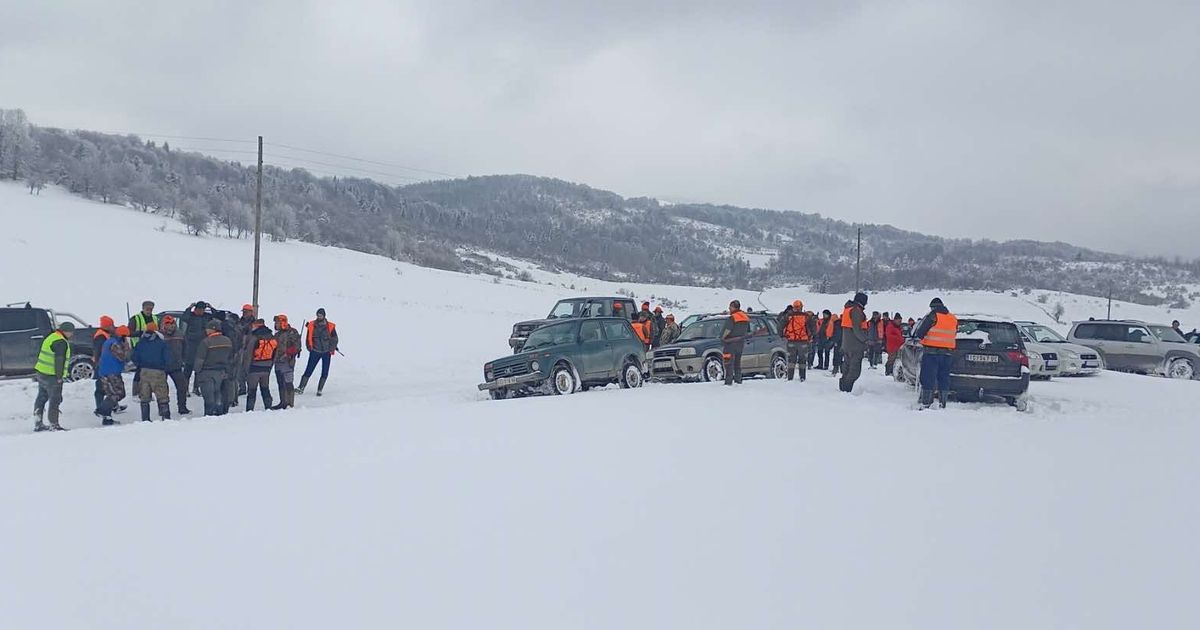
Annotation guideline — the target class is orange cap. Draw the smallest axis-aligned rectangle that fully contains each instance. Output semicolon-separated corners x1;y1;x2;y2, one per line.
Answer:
99;315;114;328
242;304;255;312
115;325;131;337
162;315;176;325
145;321;158;332
792;300;803;309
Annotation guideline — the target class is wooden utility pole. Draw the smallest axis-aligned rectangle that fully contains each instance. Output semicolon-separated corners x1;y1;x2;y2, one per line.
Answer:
855;227;862;293
252;135;263;316
1107;284;1113;320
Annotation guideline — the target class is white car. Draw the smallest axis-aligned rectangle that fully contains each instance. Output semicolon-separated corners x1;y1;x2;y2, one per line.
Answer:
1016;320;1103;376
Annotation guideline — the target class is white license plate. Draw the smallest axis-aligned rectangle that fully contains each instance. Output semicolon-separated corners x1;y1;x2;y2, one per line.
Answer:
966;354;999;363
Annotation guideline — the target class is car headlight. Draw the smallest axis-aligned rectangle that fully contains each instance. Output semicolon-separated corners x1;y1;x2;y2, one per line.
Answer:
485;370;494;381
530;360;540;372
677;347;696;357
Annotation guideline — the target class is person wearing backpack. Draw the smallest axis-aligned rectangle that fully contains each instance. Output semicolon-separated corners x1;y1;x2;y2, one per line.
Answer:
244;320;278;411
783;300;816;381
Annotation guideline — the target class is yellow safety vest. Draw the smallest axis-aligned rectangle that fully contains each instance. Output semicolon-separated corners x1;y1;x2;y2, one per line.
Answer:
35;331;72;378
130;312;159;347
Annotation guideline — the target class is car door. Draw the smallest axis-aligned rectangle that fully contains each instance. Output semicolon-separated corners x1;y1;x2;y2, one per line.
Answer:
577;319;613;380
602;319;639;370
1121;325;1162;372
1072;323;1119;369
742;317;769;370
0;308;48;375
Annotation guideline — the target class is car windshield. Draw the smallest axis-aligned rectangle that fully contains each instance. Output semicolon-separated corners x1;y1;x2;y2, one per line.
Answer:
678;319;724;341
546;300;587;319
523;323;576;350
1148;325;1187;343
957;320;1020;346
1022;324;1066;343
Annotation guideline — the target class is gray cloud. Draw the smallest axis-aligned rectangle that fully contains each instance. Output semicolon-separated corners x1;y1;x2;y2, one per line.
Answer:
1;0;1197;257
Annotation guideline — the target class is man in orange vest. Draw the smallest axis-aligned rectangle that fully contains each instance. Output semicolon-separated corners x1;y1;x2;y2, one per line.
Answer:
721;300;751;385
913;297;958;408
815;309;835;370
783;300;816;381
839;292;870;393
244;319;278;411
299;308;338;396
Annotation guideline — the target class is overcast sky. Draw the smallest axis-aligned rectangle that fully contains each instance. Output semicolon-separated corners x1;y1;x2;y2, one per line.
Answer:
2;0;1197;258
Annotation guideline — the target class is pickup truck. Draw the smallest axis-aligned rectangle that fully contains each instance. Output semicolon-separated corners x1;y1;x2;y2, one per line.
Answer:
0;303;103;381
509;297;638;353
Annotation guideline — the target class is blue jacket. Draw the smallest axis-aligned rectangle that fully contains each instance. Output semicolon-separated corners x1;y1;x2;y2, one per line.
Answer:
99;337;130;377
132;332;171;371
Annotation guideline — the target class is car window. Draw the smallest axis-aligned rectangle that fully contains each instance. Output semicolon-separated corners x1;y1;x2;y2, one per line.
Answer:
547;300;586;319
679;319;724;341
1023;324;1066;343
1126;326;1154;343
602;320;633;341
0;309;41;332
956;320;1021;345
1148;325;1186;343
764;318;780;335
580;320;604;342
523;322;578;350
749;318;767;336
1072;323;1099;339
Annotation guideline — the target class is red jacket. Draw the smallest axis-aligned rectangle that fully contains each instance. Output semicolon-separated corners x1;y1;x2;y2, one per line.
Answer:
884;321;905;354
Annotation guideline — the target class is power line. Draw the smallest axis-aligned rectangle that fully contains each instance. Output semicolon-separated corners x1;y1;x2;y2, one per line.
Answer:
267;141;457;178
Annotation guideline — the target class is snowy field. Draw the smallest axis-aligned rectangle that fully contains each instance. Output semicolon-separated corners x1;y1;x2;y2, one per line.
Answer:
1;182;1197;629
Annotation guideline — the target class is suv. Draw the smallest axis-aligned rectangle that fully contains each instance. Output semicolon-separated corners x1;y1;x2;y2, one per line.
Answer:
1066;319;1200;380
480;317;646;399
1015;320;1103;376
509;297;638;353
895;314;1030;409
649;312;788;382
0;303;102;381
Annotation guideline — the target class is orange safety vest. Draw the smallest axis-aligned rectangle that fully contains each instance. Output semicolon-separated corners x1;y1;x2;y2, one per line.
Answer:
824;317;835;338
94;328;111;342
784;313;811;342
875;320;885;340
731;310;750;324
633;320;651;344
252;337;279;361
920;312;958;350
841;306;868;330
306;320;337;348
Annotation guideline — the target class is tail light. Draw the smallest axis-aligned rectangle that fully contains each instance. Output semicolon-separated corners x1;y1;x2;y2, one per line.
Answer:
1006;350;1029;367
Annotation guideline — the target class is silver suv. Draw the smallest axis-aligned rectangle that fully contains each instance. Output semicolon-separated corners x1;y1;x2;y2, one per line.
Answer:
1066;319;1200;380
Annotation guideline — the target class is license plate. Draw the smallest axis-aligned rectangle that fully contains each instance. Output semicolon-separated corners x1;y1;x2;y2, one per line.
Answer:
966;354;999;363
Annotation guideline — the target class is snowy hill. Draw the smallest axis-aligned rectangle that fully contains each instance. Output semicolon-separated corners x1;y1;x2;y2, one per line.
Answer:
1;182;1197;629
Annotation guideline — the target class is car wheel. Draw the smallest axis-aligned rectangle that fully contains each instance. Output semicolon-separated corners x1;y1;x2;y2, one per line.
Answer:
1166;357;1195;380
619;362;643;389
702;356;725;383
768;354;788;379
67;356;95;383
551;364;577;395
893;364;907;383
489;388;509;400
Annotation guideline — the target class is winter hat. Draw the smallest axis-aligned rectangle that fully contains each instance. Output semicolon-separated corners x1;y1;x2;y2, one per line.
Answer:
730;299;742;310
242;304;255;313
792;299;803;309
162;315;176;326
59;321;76;333
316;308;327;317
930;297;945;308
666;314;675;321
206;320;221;331
99;315;115;329
142;300;155;309
853;292;868;307
145;322;158;332
654;306;663;313
116;325;131;337
641;302;650;310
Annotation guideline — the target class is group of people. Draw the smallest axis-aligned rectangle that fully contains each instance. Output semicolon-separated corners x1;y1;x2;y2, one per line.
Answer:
32;300;340;432
627;301;682;350
718;293;958;408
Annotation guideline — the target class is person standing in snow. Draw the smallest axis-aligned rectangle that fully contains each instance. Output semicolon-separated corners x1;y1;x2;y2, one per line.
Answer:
98;326;132;426
721;300;751;385
298;308;338;396
33;321;76;432
633;311;653;351
182;301;215;394
160;315;191;415
866;311;884;369
92;315;116;416
913;297;958;408
884;312;906;376
243;319;277;411
783;300;816;381
194;320;234;416
815;310;835;370
659;314;682;346
839;292;870;393
131;322;172;421
271;314;302;409
651;306;666;347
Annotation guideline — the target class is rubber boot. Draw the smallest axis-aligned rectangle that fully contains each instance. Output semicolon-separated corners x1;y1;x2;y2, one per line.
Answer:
799;367;806;382
178;402;191;416
34;412;47;432
287;383;296;407
296;375;310;394
938;391;948;409
159;402;171;420
140;403;152;422
786;362;795;381
245;391;256;412
316;375;327;396
919;388;935;408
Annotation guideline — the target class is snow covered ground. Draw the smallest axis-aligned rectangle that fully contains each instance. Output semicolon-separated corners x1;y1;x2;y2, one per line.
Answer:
1;182;1197;629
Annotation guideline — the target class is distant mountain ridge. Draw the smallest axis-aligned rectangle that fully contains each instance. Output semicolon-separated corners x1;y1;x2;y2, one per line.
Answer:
2;107;1197;307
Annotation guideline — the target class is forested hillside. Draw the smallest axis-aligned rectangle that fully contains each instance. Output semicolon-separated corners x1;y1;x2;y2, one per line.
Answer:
3;108;1198;305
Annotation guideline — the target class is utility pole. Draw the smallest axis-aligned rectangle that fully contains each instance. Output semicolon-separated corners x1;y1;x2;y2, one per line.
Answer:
1107;284;1113;320
855;227;862;293
252;135;263;317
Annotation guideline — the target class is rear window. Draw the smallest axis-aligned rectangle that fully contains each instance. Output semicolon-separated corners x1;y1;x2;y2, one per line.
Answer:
0;309;42;332
957;320;1020;345
1073;323;1113;340
602;320;633;341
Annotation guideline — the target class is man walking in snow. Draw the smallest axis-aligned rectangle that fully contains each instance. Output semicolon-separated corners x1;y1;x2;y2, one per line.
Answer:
298;308;338;396
33;321;75;432
839;292;870;393
913;298;958;408
721;300;751;385
271;314;302;409
131;322;172;421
